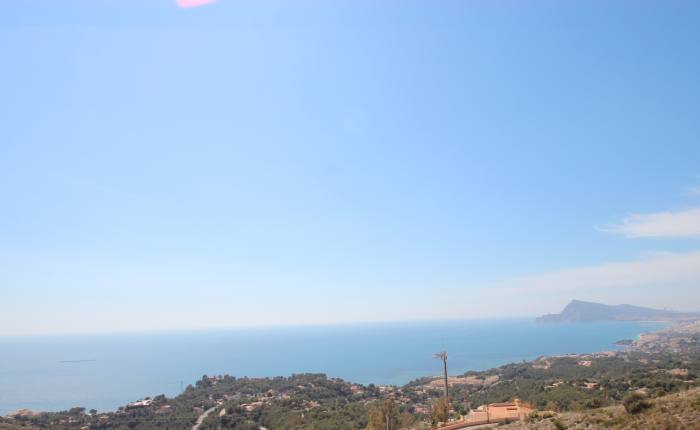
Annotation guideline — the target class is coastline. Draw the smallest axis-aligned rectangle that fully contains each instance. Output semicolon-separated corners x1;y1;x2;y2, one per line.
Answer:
6;319;699;430
1;319;674;417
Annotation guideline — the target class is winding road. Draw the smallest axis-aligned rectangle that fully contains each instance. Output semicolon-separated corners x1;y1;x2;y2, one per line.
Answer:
191;406;217;430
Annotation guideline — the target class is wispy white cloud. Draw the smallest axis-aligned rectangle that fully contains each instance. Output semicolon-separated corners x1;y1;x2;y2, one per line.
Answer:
510;250;700;293
504;189;700;306
600;207;700;238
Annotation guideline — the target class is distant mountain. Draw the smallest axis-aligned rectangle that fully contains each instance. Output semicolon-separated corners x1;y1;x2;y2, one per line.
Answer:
536;300;700;323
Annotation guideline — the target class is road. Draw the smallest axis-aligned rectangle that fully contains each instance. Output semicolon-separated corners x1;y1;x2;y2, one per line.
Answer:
192;406;217;430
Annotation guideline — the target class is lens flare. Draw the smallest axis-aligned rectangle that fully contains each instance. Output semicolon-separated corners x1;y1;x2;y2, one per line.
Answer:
177;0;217;8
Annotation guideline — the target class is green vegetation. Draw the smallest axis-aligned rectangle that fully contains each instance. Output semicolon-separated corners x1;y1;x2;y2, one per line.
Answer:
440;347;700;414
430;398;449;427
366;399;399;430
5;325;700;429
622;393;650;414
551;418;567;430
500;388;700;430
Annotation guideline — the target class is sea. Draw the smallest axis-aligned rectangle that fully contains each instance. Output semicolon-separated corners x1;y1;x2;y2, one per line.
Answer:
0;318;665;415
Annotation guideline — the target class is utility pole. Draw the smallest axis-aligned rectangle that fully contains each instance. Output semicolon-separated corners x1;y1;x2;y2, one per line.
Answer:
433;351;449;399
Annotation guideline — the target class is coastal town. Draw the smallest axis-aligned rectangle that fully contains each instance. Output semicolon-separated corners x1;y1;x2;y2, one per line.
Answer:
4;0;700;429
4;314;700;430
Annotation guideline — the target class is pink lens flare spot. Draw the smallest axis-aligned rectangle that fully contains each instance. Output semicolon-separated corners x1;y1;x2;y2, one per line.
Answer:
177;0;217;8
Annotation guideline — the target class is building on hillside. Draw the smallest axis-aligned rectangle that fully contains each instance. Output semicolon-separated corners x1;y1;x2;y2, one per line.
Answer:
125;399;152;410
477;399;533;421
462;399;533;424
438;399;533;430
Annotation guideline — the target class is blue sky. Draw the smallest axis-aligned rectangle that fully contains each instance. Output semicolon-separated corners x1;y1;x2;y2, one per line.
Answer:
2;0;700;335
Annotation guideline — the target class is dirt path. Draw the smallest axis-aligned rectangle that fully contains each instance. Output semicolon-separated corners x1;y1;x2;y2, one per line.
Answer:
192;406;217;430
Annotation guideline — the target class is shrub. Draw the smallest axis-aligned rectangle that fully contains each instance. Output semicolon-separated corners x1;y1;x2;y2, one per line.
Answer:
551;418;567;430
623;393;651;414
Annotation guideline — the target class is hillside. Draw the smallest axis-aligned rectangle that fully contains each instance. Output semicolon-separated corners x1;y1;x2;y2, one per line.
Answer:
499;387;700;430
536;300;699;323
0;418;37;430
6;320;700;429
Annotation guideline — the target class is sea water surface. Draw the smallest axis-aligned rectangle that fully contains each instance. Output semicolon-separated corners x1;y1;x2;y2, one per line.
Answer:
0;318;665;415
